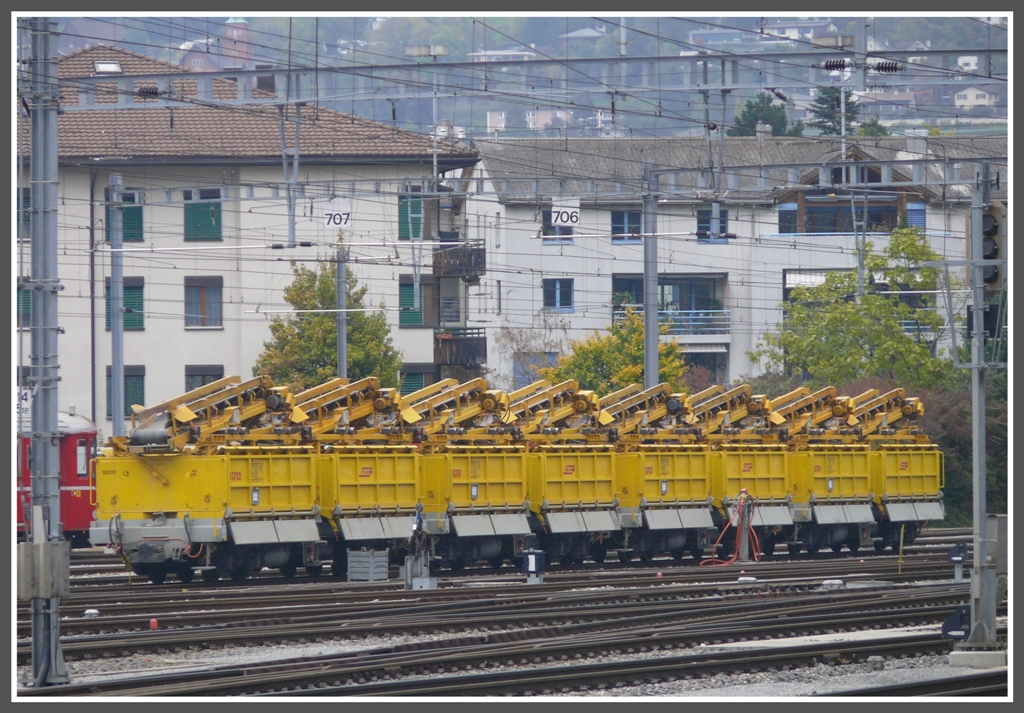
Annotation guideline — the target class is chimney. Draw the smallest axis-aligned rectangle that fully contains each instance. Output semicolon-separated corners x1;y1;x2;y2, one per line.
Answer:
756;122;772;143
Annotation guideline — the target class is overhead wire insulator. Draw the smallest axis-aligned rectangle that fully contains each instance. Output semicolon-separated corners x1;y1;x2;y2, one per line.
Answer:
823;59;848;71
871;61;902;73
768;88;789;103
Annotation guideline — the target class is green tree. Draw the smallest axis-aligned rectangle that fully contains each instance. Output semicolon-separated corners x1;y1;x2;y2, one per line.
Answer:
808;87;861;136
727;92;796;137
748;228;955;390
253;260;402;390
540;308;687;394
857;117;890;136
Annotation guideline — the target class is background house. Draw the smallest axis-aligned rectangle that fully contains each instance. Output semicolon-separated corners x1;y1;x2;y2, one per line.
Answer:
15;45;480;429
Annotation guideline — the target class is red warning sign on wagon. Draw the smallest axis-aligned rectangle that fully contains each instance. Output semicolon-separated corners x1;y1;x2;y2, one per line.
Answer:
359;467;373;478
564;465;576;475
742;462;753;472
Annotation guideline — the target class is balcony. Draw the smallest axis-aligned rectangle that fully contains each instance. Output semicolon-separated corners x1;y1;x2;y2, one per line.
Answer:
614;305;731;336
433;236;485;281
434;327;487;366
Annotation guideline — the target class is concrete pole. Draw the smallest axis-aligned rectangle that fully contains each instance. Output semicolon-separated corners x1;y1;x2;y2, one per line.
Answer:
337;238;347;380
28;16;69;686
642;164;659;389
964;162;996;649
109;173;125;438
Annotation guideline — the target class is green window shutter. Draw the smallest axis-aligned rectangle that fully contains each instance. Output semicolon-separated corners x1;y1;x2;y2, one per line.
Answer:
18;288;31;327
184;192;222;241
399;283;423;326
400;372;424;396
105;194;143;242
105;285;145;330
107;373;145;419
398;195;422;241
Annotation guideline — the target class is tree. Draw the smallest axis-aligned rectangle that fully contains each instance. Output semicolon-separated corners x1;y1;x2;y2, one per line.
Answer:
857;117;890;136
540;308;687;394
748;228;956;390
808;87;860;136
727;92;796;137
253;260;402;390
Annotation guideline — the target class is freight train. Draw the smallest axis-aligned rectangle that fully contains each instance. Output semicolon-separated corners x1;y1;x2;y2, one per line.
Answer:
17;410;99;548
88;376;944;584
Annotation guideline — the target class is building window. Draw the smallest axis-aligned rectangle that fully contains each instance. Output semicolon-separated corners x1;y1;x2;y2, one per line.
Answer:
541;210;574;240
185;364;224;392
398;188;435;241
696;208;729;240
611;210;642;241
543;278;574;310
184;188;222;241
184;276;223;327
778;202;798;233
957;93;967;100
17;287;31;328
804;204;898;233
905;203;926;229
104;277;144;330
399;282;424;326
104;189;143;242
106;365;145;419
513;352;558;389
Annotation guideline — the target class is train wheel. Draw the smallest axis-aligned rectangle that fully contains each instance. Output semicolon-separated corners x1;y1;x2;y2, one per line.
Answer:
639;551;654;563
761;537;777;557
846;533;861;553
280;562;297;579
201;568;220;583
690;544;704;561
488;556;505;570
617;550;634;563
305;565;323;578
591;546;608;564
176;566;195;584
669;548;685;561
830;543;843;553
787;543;801;556
230;565;250;582
148;567;167;585
874;541;886;553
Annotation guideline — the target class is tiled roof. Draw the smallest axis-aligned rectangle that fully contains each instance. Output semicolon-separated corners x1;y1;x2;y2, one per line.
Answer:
473;135;1007;204
19;45;477;167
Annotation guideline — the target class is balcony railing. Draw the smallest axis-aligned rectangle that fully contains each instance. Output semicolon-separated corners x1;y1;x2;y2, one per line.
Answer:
433;237;485;280
434;327;487;366
614;305;731;336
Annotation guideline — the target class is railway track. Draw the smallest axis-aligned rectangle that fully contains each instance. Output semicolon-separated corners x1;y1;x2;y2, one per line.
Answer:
23;553;964;634
19;560;989;668
815;668;1008;697
63;526;974;586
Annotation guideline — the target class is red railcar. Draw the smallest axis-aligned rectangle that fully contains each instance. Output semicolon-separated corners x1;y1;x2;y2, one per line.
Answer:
16;412;99;548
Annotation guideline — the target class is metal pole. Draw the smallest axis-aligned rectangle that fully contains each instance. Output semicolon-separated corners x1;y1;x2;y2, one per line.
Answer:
964;162;996;648
642;164;659;389
109;173;125;438
337;237;347;379
28;16;69;686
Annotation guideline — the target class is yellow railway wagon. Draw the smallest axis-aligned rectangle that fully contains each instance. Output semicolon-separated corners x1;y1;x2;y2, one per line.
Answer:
529;446;618;513
714;445;794;505
632;446;713;507
807;445;872;501
94;452;195;521
873;445;944;500
872;445;945;533
320;446;421;515
223;451;317;515
445;447;530;512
